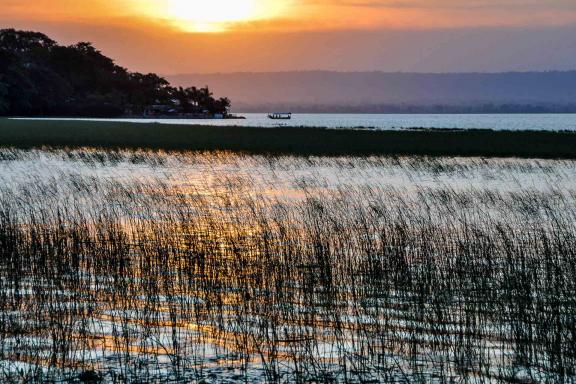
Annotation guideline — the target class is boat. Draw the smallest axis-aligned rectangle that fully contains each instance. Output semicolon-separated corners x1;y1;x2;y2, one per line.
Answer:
268;112;292;120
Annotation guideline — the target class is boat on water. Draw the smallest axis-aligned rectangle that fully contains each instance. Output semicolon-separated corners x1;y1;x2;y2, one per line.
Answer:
268;112;292;120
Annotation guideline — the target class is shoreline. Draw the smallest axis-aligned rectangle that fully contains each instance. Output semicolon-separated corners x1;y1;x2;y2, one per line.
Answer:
1;118;576;158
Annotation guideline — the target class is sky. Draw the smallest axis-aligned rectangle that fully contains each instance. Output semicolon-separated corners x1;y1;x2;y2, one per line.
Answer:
2;0;576;74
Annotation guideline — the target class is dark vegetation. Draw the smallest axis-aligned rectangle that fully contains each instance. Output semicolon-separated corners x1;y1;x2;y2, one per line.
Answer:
0;29;231;117
2;119;576;158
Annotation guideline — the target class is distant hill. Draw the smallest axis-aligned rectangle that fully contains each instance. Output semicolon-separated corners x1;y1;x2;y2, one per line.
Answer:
168;71;576;113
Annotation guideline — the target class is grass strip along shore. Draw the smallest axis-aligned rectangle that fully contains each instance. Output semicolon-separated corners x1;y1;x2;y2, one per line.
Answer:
1;119;576;158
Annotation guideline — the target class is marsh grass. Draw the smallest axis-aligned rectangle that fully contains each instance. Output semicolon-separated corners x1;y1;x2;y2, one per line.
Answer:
0;148;575;382
3;119;576;158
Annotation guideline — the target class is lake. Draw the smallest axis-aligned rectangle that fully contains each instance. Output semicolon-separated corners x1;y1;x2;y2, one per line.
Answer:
19;113;576;131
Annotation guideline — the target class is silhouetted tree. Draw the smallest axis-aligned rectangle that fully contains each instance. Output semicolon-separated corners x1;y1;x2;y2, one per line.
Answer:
0;29;56;52
0;80;8;114
127;73;172;110
0;29;232;117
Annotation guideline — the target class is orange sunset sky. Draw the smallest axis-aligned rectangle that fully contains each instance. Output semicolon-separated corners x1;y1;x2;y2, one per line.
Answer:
2;0;576;73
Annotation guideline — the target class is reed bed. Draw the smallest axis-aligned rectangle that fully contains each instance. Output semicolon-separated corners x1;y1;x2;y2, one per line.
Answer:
4;119;576;158
0;148;575;383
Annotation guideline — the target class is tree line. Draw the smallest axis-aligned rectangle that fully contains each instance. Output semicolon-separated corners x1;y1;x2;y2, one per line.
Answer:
0;29;231;117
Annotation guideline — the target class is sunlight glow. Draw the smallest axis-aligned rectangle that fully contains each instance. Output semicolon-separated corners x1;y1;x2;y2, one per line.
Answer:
164;0;282;32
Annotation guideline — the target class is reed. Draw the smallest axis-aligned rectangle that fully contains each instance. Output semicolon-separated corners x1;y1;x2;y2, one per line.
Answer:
0;148;575;382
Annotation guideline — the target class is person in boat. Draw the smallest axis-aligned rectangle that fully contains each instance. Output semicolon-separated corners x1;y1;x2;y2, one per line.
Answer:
268;112;292;120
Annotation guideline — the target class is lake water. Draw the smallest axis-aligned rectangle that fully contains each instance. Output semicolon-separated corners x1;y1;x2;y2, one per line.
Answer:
20;113;576;131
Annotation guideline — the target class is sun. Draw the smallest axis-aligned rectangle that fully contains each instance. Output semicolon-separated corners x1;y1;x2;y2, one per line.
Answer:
166;0;265;32
136;0;292;33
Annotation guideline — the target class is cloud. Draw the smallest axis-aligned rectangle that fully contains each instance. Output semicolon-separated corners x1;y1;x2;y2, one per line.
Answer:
299;0;576;10
3;8;576;74
284;0;576;30
1;0;576;33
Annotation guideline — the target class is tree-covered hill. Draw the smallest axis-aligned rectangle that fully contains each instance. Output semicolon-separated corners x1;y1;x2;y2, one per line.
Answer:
169;70;576;113
0;29;231;117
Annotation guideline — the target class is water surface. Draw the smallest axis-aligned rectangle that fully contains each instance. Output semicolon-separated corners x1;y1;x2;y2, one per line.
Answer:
17;113;576;131
1;149;575;382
